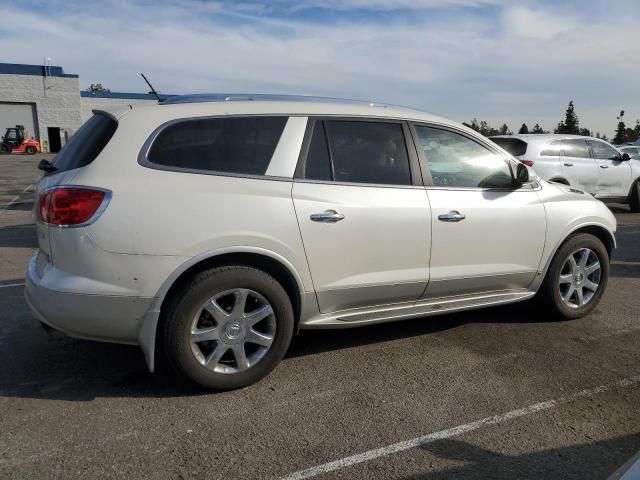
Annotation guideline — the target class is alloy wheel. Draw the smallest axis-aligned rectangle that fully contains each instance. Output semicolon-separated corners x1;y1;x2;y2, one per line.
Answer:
190;288;276;374
558;248;601;309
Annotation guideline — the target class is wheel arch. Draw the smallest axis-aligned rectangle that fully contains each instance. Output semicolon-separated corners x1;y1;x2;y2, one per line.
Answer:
531;222;616;293
138;248;308;373
549;177;570;185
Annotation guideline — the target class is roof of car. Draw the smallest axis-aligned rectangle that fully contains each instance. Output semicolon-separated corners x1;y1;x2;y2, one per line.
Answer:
98;93;463;130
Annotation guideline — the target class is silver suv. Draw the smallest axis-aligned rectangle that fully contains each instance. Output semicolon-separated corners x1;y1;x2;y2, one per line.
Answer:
26;95;616;390
490;134;640;212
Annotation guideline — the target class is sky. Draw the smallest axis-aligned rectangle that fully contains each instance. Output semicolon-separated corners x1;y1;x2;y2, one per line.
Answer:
1;0;638;137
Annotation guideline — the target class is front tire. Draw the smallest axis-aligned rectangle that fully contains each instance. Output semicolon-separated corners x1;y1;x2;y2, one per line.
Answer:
538;233;609;319
163;266;294;390
629;180;640;213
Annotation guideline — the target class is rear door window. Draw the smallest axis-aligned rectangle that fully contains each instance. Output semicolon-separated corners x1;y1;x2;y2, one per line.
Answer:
52;113;117;173
563;139;591;158
324;120;411;185
539;140;563;157
147;116;287;175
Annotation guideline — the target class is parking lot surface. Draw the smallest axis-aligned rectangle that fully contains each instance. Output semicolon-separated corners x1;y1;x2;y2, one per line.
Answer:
1;155;639;479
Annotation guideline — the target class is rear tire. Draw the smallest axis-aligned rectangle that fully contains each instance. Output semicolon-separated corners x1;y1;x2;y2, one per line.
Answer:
163;266;294;390
25;146;37;154
629;180;640;213
538;233;609;319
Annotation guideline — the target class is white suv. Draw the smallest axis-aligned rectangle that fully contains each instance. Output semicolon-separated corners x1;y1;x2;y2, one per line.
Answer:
490;134;640;212
26;95;616;390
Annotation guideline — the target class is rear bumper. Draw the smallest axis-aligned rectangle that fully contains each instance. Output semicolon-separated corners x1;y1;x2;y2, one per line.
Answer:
25;254;154;344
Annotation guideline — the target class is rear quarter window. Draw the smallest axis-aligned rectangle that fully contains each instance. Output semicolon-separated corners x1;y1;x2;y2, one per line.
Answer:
52;113;117;173
489;137;527;157
146;116;287;176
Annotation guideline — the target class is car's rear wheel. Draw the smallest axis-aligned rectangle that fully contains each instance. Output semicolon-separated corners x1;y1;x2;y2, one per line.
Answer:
538;233;609;319
25;146;37;154
163;266;294;390
629;180;640;213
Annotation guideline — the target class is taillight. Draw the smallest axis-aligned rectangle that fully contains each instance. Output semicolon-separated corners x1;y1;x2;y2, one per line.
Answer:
38;187;110;226
521;160;535;167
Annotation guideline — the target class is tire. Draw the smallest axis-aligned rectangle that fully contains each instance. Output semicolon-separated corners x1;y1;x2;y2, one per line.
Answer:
25;146;37;155
0;144;10;153
538;233;609;319
629;180;640;213
163;266;294;390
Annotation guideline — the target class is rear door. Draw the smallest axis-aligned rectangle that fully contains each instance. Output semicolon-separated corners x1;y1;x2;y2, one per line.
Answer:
588;139;632;198
412;124;546;298
560;139;598;194
292;119;430;313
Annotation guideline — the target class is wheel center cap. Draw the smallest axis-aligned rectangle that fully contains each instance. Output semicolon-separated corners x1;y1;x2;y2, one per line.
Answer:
224;322;243;341
575;272;584;284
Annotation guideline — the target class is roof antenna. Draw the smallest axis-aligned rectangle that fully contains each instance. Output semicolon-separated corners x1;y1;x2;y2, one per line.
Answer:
140;73;161;102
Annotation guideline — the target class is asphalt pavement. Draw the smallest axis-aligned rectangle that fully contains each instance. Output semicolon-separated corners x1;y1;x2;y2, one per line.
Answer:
1;154;639;479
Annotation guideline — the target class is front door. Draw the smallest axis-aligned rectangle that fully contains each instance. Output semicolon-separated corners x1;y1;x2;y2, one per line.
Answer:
588;140;632;198
561;138;599;195
411;124;546;298
292;119;430;313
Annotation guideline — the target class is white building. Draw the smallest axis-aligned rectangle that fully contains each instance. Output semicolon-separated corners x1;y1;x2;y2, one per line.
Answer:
0;62;166;152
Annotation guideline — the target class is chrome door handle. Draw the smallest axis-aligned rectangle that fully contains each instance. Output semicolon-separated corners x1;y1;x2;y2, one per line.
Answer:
600;165;609;169
563;162;574;167
438;211;466;222
310;210;345;223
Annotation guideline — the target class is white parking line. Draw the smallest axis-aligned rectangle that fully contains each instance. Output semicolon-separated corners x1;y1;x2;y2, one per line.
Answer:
0;182;35;212
281;375;640;480
0;282;25;289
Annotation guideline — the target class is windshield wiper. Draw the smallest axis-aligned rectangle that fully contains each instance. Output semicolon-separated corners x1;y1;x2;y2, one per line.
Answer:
38;159;57;173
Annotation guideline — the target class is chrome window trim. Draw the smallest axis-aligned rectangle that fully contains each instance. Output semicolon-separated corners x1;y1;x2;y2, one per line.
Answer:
37;185;113;229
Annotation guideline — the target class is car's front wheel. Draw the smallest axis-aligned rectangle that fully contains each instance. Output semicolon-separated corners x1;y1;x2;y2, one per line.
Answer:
629;180;640;213
539;233;609;319
163;266;294;390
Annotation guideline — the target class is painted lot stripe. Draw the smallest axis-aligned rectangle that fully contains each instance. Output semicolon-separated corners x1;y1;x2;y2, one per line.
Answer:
282;375;640;480
0;282;25;289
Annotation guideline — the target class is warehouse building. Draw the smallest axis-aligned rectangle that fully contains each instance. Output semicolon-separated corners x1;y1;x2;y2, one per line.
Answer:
0;62;166;152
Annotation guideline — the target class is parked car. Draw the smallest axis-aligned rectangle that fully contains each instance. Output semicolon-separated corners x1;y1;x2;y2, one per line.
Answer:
26;95;616;390
619;145;640;160
489;134;640;212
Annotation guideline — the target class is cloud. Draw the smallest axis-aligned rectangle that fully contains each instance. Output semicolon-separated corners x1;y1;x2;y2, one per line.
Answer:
0;0;639;136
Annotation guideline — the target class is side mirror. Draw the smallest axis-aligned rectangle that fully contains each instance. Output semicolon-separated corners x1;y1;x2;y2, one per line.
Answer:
515;162;529;185
622;153;631;162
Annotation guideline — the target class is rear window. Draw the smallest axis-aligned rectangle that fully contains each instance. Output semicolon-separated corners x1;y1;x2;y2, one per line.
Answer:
539;140;563;156
52;113;117;173
563;139;590;158
146;116;287;176
489;137;527;157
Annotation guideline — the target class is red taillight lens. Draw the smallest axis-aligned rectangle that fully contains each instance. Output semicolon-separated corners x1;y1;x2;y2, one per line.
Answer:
521;160;535;167
38;187;108;226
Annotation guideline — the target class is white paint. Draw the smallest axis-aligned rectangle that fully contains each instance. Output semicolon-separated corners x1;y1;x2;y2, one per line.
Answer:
0;182;35;212
281;375;640;480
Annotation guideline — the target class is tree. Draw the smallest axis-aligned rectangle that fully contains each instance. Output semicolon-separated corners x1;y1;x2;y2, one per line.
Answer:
531;123;545;134
463;118;499;137
613;110;627;145
555;101;580;135
595;132;601;139
86;83;110;93
499;123;511;135
518;123;529;134
634;120;640;142
579;128;592;137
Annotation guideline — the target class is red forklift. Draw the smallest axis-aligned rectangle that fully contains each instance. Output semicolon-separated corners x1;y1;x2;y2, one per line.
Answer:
0;125;41;154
